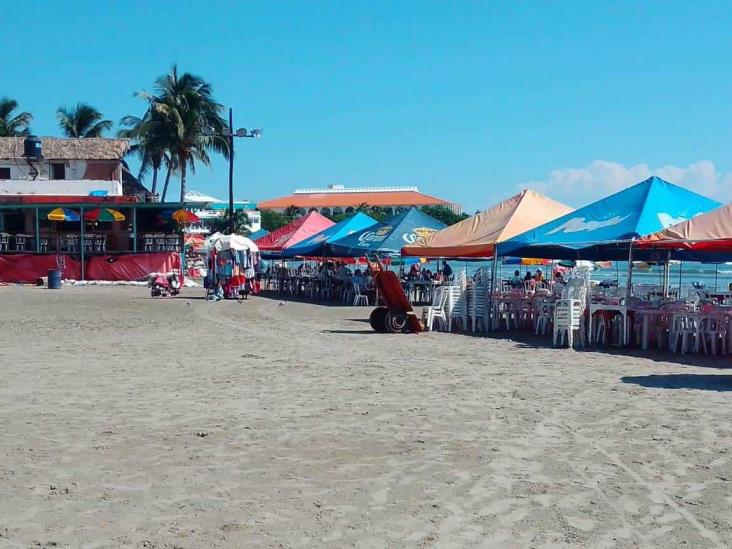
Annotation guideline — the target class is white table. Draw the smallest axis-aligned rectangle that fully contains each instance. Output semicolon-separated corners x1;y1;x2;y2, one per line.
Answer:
588;303;629;346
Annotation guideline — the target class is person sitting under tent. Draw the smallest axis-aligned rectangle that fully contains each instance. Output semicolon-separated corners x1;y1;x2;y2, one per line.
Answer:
523;270;533;282
534;269;545;283
442;261;453;279
510;270;523;288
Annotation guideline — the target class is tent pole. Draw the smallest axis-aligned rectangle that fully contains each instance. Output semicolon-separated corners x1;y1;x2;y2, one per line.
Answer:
714;264;718;292
625;240;634;346
678;261;683;296
626;240;634;302
662;250;671;297
132;206;137;253
489;250;499;330
80;207;85;281
35;207;40;253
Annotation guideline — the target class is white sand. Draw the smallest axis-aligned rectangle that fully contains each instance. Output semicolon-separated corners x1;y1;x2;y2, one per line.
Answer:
1;285;731;548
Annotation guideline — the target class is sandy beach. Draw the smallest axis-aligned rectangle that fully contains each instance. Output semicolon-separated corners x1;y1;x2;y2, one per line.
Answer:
1;286;731;548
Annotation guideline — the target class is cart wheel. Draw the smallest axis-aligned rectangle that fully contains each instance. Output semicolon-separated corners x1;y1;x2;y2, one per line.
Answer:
385;309;408;333
369;307;389;332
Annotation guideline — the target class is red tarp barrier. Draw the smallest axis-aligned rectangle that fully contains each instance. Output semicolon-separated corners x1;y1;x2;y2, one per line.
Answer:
0;254;82;283
86;253;180;281
0;253;180;283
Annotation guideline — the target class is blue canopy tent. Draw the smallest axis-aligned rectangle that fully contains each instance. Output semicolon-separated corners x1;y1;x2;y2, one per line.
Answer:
280;212;377;258
498;177;721;261
326;207;447;257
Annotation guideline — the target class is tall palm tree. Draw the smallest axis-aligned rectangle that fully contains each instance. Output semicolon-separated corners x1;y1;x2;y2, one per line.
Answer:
119;104;175;197
0;97;33;137
56;103;112;137
150;65;229;202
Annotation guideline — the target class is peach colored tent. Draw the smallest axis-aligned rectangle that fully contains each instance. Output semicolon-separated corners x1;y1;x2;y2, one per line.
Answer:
636;203;732;253
402;189;573;258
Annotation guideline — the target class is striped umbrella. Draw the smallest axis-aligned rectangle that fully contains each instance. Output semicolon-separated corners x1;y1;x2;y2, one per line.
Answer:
47;208;80;222
84;208;126;222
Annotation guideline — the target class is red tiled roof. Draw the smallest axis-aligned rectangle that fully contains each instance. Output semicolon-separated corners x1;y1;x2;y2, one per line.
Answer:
258;190;450;210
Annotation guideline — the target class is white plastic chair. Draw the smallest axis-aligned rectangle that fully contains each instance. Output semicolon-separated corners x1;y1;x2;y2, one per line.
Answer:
446;285;465;331
426;286;449;331
553;299;585;348
352;284;369;306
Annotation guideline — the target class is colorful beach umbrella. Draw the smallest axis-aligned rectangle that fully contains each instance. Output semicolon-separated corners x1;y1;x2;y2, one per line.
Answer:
47;208;80;222
84;208;126;222
172;209;200;224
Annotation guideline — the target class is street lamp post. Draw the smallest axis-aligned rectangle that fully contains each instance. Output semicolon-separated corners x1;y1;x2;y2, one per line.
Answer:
224;107;261;233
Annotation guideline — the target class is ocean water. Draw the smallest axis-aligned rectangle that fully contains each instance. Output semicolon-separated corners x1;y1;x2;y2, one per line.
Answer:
274;258;732;295
457;260;732;295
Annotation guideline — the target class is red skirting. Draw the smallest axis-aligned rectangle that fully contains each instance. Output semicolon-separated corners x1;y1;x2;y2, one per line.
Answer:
0;254;82;283
86;253;181;281
0;253;180;283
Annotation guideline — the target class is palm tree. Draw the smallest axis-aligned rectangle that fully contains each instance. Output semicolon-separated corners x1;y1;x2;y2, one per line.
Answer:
119;105;175;197
0;97;33;137
56;103;112;137
284;205;302;219
149;65;229;202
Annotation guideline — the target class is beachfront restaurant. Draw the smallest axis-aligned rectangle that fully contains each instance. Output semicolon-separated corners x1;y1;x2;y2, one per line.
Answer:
0;195;208;282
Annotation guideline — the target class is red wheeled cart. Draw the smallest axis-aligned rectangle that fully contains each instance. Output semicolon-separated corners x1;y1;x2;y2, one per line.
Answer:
367;256;423;334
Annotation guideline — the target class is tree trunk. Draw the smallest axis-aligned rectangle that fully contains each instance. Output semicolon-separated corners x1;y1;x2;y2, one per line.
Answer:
161;165;173;202
150;166;159;196
179;161;187;203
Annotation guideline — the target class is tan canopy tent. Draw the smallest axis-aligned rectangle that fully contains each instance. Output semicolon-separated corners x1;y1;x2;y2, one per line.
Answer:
402;189;573;258
636;203;732;253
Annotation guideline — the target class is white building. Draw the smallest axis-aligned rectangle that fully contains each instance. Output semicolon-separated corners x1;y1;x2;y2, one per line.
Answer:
0;137;128;197
185;191;261;234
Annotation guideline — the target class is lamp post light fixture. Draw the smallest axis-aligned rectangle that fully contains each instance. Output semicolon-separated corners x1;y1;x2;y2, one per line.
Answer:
223;108;261;233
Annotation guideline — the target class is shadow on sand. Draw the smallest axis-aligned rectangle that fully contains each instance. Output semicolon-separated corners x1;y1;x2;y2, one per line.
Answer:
621;374;732;392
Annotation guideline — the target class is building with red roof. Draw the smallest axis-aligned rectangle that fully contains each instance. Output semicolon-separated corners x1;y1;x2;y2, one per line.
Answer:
258;185;461;216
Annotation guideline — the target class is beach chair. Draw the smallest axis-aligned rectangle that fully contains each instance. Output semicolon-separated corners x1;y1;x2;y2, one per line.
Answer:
426;286;449;331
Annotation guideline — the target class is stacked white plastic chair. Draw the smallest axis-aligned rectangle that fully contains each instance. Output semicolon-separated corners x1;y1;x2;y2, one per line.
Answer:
553;298;585;348
447;269;469;331
468;278;489;332
553;277;588;348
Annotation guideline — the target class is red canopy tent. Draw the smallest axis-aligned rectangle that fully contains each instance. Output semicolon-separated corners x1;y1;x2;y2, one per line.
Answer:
635;203;732;256
255;211;334;254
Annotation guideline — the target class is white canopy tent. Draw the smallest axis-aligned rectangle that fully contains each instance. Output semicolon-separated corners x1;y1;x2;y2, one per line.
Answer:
204;232;260;253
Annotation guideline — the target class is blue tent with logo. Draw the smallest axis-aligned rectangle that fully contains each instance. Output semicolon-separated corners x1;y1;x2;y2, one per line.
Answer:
498;177;721;260
280;212;378;257
326;207;447;257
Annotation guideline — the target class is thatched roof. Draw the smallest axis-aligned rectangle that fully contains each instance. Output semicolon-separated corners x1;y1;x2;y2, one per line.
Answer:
0;137;129;160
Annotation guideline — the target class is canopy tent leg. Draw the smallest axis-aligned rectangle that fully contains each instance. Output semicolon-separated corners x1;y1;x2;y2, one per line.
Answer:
662;250;671;297
35;207;40;253
714;264;718;292
489;253;499;330
625;240;634;345
132;207;137;253
80;206;85;281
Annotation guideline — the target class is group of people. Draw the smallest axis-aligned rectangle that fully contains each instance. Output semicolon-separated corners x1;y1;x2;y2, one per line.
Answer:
508;268;565;289
406;260;453;283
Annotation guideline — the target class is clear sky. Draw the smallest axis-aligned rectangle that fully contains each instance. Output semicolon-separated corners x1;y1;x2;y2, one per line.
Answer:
3;1;731;212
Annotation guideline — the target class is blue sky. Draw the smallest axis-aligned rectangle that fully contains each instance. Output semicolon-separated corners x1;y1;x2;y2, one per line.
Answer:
3;1;732;212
